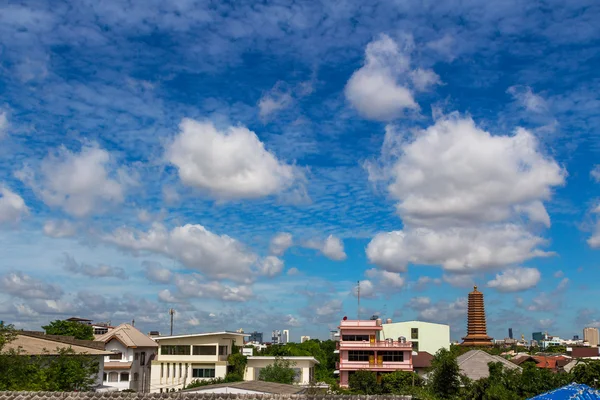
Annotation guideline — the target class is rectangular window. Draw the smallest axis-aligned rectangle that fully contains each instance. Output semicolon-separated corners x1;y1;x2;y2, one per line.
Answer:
161;345;191;355
192;368;216;378
108;372;118;382
412;341;419;352
109;352;122;360
218;345;228;356
120;372;130;382
135;352;139;360
160;363;164;378
411;328;419;340
348;350;374;361
293;368;302;382
193;345;217;355
179;363;182;377
140;352;146;366
103;373;107;382
342;335;370;342
380;351;404;362
166;363;170;378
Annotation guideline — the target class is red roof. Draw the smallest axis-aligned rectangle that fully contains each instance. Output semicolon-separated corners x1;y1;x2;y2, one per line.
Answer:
413;351;434;369
511;355;570;370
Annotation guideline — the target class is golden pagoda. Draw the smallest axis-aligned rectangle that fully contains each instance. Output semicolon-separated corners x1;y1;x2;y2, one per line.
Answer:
460;285;493;346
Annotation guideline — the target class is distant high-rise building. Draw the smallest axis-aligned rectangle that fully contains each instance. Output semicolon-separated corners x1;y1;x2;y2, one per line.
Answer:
573;335;580;341
460;286;493;346
301;336;311;343
248;331;263;343
508;328;513;339
272;330;282;344
584;327;599;347
282;329;290;344
532;332;545;342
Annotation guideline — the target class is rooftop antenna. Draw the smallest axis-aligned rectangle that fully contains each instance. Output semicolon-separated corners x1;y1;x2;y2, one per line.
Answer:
169;308;176;336
131;318;135;327
357;280;360;320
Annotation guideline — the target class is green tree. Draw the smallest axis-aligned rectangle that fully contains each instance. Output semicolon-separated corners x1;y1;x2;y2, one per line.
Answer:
572;360;600;388
258;357;297;384
42;320;94;340
0;322;16;351
381;370;423;394
348;370;379;394
429;348;461;399
226;351;247;381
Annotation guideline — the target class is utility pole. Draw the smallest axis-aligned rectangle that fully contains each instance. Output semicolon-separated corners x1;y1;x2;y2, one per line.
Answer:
169;308;175;336
357;280;360;320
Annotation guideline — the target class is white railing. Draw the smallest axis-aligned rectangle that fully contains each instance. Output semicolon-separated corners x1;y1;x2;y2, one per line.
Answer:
339;340;411;348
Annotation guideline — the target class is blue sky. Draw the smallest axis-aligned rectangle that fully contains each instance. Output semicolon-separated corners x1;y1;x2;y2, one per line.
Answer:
1;0;600;342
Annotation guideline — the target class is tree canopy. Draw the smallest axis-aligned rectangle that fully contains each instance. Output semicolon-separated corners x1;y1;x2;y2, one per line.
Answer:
258;357;297;384
42;320;94;340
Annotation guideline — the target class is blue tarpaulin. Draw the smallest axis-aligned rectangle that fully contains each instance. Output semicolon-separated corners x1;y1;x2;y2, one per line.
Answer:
529;383;600;399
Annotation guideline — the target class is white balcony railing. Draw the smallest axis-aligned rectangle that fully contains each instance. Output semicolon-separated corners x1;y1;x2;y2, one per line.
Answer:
338;340;412;348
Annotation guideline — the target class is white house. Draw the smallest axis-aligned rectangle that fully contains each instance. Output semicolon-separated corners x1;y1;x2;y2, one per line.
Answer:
96;323;158;392
244;356;319;385
382;320;450;355
149;331;248;393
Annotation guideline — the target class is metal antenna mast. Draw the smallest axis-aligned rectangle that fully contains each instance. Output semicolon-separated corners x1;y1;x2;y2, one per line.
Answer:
169;308;176;336
357;280;360;320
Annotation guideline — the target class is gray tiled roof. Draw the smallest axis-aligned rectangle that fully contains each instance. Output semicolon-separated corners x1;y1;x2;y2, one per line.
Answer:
183;381;307;395
457;350;521;380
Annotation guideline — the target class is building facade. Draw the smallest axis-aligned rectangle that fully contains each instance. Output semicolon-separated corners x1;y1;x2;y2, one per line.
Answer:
300;336;311;343
244;356;319;384
335;318;413;388
97;323;158;392
584;327;599;347
382;321;450;355
247;331;263;343
149;331;247;393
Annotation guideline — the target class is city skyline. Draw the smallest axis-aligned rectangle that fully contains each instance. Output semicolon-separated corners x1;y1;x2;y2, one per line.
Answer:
1;0;600;341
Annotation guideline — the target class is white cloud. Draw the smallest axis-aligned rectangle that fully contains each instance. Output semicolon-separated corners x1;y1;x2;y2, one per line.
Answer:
556;277;569;291
366;225;551;273
0;272;63;300
369;116;565;228
426;34;456;61
417;297;467;325
442;273;475;288
487;267;541;292
157;289;183;303
408;296;432;310
591;165;600;182
43;220;76;238
365;268;405;288
287;267;300;276
345;34;435;121
63;254;127;279
104;223;256;282
538;318;555;329
258;82;293;120
174;274;254;302
0;185;28;224
18;144;126;217
412;276;442;291
258;256;284;277
143;261;173;284
0;111;8;139
507;85;549;113
269;232;293;256
306;235;347;261
166;119;301;199
352;280;376;298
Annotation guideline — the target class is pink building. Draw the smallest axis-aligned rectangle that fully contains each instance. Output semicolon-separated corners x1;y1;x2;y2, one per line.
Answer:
335;318;413;387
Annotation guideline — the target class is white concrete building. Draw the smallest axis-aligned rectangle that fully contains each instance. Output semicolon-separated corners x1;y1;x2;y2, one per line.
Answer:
97;323;158;392
244;356;319;385
382;321;450;355
149;331;247;393
300;336;311;343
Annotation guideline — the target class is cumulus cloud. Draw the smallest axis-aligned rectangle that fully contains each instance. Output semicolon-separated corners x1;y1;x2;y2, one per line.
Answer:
174;274;254;302
367;225;551;273
591;165;600;182
143;261;173;284
351;280;376;298
0;185;28;224
416;297;467;325
166;119;301;199
43;220;76;238
258;82;293;120
365;268;405;288
17;144;127;217
287;267;300;276
269;232;293;256
104;223;256;282
588;204;600;248
0;272;63;300
412;276;442;291
63;253;127;279
366;115;564;275
345;34;437;121
442;274;475;288
507;85;549;113
258;256;284;277
487;267;541;292
305;235;347;261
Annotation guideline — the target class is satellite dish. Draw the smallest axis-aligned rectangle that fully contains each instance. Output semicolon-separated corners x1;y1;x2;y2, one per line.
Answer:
343;316;348;321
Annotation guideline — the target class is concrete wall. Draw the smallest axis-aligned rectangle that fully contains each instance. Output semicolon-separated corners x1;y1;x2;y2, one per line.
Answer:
382;321;450;356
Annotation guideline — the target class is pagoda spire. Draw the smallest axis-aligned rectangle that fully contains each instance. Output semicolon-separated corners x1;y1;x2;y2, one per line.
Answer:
460;285;493;346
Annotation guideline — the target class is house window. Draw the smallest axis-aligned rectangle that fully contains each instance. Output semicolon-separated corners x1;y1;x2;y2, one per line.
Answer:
134;373;139;381
342;335;370;341
348;350;374;361
108;372;118;382
135;353;139;360
103;373;107;382
172;363;176;377
166;363;170;378
160;363;164;378
193;345;217;355
109;352;122;360
412;341;419;352
179;363;182;377
161;345;190;355
381;351;404;362
218;346;228;356
293;368;302;382
411;328;419;340
192;368;216;378
120;373;129;382
140;352;146;366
